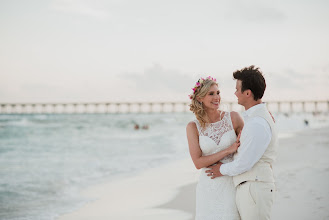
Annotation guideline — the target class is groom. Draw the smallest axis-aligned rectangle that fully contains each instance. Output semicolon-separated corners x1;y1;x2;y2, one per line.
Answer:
206;65;277;220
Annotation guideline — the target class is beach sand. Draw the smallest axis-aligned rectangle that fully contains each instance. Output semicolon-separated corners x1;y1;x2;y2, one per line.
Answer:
58;126;329;220
57;158;198;220
271;126;329;219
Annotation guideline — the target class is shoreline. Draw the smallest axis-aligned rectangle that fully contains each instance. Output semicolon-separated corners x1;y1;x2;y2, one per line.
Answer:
57;158;199;220
57;126;329;220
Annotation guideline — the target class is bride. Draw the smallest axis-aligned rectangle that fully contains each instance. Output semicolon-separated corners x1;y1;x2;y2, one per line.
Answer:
186;76;244;220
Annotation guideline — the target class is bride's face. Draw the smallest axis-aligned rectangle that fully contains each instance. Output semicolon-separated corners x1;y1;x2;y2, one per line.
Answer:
199;84;221;110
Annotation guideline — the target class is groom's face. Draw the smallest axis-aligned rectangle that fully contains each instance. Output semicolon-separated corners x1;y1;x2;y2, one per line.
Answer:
235;80;245;105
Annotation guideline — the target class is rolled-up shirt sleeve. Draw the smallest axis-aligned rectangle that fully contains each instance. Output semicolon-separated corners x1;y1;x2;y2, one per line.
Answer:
220;117;271;176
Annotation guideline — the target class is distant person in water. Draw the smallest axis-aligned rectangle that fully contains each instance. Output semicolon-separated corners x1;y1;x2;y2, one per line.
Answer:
142;124;149;130
133;123;149;130
304;119;309;126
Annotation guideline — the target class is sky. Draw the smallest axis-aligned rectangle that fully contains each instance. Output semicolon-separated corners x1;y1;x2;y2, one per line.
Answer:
1;0;329;103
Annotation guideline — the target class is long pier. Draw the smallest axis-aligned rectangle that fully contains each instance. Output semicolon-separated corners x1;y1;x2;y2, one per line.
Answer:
0;100;328;114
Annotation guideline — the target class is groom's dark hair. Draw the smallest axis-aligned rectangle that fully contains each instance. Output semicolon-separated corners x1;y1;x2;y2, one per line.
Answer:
233;65;266;101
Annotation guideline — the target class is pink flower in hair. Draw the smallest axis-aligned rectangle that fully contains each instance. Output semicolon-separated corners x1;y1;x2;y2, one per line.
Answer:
188;75;217;100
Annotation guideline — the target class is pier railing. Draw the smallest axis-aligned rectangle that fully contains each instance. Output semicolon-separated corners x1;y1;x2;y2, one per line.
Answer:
0;100;328;114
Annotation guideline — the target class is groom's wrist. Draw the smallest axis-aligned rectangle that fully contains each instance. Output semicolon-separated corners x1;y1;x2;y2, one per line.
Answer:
218;164;223;175
219;163;226;176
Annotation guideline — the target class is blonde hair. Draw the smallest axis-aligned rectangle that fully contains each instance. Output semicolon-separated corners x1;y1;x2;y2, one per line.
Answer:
189;78;218;128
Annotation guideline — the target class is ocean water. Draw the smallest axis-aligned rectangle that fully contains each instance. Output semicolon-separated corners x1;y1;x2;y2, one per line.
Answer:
0;112;328;220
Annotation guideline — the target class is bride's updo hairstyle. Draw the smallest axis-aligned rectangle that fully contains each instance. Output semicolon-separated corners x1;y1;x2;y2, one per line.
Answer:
189;76;218;129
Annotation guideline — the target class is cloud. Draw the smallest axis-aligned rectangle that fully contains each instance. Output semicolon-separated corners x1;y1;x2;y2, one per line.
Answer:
319;63;329;75
270;69;302;89
228;0;286;23
50;0;110;20
121;64;195;94
242;7;286;22
266;66;329;100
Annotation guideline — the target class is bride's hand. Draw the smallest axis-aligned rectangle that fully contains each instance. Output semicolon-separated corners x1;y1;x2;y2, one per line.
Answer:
236;131;241;143
269;111;275;123
228;141;240;154
228;131;241;154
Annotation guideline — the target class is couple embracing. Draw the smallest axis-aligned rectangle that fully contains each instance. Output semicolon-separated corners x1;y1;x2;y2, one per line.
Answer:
186;66;277;220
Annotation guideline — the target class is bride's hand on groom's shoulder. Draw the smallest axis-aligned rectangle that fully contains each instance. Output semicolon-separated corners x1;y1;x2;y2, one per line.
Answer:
269;111;276;123
228;142;240;154
228;132;241;154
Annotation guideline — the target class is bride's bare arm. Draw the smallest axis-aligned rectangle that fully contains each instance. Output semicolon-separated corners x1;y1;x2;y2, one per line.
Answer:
230;111;244;136
186;121;240;169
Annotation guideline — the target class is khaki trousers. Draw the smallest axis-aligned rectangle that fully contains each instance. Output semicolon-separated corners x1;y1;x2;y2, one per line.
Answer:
236;181;275;220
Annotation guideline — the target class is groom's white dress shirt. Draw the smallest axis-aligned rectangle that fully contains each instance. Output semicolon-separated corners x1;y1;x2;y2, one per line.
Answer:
220;103;272;176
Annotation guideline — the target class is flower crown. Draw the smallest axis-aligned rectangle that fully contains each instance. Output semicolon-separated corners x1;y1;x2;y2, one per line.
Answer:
188;76;217;99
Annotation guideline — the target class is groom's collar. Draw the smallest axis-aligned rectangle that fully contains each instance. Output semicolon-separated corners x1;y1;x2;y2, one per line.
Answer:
242;103;266;118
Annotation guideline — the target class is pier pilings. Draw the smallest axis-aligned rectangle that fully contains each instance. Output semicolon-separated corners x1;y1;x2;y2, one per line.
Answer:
0;101;328;114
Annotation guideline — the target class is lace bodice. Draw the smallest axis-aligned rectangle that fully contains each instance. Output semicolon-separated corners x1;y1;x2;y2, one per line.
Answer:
194;111;240;220
194;111;237;163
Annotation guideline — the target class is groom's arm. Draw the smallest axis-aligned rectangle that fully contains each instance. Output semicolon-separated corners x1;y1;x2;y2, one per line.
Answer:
220;118;271;176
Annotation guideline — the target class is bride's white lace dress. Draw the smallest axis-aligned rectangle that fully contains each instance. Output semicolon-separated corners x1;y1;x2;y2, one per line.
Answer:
194;111;240;220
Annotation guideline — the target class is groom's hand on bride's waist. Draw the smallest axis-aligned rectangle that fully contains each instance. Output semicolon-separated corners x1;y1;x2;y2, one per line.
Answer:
206;162;223;179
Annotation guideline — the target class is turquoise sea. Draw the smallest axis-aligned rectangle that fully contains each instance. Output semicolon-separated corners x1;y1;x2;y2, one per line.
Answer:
0;112;327;220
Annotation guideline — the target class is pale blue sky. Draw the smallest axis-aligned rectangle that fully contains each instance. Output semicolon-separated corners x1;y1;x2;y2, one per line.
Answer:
1;0;328;103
